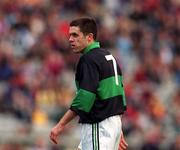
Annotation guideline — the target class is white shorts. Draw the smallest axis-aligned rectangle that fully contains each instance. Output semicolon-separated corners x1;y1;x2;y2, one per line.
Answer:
78;115;122;150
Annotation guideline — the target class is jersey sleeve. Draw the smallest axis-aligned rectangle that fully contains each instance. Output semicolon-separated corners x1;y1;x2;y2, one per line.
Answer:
70;57;99;113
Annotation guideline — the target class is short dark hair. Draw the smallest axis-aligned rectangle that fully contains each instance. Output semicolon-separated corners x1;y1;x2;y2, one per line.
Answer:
70;17;97;40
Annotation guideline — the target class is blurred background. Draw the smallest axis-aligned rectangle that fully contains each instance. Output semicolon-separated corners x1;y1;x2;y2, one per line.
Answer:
0;0;179;150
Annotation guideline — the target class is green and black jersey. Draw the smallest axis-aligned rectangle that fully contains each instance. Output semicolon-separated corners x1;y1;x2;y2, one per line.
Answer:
70;42;126;123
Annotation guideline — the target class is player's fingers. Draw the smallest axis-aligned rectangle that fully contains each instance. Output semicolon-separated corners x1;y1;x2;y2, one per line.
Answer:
121;138;128;147
119;142;126;150
119;135;128;150
121;143;128;149
120;142;128;150
51;138;58;144
50;136;58;144
50;132;58;144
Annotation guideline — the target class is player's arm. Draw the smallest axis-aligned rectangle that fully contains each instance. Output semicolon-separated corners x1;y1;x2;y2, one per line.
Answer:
50;109;77;144
118;115;128;150
70;57;99;115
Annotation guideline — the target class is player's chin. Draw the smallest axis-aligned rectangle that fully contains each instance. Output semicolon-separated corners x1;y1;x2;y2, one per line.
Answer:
72;49;81;53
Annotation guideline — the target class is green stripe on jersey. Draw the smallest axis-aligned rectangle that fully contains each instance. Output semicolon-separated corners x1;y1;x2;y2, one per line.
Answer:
71;89;96;112
97;75;124;100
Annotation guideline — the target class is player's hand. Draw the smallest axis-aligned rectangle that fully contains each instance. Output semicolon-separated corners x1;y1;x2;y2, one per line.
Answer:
49;124;64;144
118;133;128;150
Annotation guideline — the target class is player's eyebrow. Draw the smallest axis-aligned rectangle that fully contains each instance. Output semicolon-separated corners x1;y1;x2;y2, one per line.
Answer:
69;32;79;37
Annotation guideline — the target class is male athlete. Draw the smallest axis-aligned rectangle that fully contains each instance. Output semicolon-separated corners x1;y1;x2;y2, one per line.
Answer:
50;17;128;150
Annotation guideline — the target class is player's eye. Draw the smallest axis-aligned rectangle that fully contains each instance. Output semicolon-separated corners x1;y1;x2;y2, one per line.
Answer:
70;33;79;37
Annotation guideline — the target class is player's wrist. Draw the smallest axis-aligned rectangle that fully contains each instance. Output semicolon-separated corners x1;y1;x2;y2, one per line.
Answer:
54;122;64;133
58;121;65;128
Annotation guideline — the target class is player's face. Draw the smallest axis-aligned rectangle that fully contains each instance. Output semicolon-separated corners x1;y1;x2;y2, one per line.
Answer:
69;26;88;53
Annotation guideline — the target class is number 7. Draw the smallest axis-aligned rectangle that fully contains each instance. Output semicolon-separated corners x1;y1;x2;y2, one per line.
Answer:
105;55;119;85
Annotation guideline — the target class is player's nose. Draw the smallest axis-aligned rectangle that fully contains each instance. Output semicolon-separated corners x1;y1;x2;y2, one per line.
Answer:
69;36;74;42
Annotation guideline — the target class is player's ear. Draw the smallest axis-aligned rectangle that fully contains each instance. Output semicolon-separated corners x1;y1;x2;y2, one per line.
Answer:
87;33;94;42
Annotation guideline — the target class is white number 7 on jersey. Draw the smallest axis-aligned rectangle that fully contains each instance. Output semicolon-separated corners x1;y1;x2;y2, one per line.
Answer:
105;55;119;85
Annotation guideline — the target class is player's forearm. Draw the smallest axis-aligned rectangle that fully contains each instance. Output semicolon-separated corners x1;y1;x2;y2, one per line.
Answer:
57;109;77;127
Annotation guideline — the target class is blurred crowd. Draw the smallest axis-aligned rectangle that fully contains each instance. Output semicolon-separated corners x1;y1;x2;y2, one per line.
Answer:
0;0;179;149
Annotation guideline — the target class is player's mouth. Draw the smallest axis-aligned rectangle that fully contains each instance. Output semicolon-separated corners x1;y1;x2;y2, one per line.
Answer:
70;44;76;49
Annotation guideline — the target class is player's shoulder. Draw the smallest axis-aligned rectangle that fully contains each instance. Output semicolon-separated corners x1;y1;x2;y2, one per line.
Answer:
82;48;110;61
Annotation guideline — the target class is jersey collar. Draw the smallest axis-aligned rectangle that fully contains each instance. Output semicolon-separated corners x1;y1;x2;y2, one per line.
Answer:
83;41;100;54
